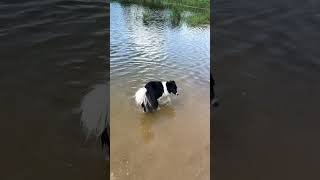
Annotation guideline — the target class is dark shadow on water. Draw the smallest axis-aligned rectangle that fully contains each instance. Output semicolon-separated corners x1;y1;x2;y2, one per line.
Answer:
139;105;176;144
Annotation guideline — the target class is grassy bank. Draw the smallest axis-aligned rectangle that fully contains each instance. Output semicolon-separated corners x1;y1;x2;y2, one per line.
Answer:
113;0;210;26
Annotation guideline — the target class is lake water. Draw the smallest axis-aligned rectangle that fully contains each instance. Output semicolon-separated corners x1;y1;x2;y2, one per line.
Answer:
213;0;320;179
0;0;108;179
110;2;210;180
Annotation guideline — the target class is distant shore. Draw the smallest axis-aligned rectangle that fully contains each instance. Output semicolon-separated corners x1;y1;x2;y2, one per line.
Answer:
112;0;210;26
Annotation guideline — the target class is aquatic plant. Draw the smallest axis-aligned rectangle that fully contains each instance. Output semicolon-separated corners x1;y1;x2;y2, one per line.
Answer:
170;7;182;26
114;0;210;26
143;9;152;23
186;12;210;26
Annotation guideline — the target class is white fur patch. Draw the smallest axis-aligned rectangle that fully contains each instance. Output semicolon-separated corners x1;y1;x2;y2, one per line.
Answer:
135;87;147;106
162;81;169;96
158;81;171;105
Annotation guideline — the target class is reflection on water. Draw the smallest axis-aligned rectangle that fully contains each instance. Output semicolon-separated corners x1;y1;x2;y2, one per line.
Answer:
213;0;320;179
0;0;108;179
80;84;109;138
111;2;210;180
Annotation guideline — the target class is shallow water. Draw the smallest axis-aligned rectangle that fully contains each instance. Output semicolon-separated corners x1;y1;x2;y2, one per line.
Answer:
213;0;320;179
0;0;108;179
110;2;210;180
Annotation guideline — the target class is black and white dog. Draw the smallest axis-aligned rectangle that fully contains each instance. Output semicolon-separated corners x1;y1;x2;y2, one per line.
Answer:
135;80;178;112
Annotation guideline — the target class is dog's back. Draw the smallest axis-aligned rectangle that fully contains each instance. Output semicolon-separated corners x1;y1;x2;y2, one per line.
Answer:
135;81;165;112
145;81;164;99
135;80;178;112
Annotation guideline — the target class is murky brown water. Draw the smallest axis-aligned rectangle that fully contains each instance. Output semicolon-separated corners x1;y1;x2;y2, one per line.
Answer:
0;0;108;179
110;2;210;180
213;0;320;179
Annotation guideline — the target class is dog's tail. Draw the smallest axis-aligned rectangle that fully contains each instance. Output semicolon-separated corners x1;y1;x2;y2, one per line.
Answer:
79;83;109;160
135;87;149;107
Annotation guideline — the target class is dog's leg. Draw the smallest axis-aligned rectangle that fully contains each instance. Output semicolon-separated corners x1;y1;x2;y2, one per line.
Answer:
142;104;146;112
154;99;159;111
166;96;172;105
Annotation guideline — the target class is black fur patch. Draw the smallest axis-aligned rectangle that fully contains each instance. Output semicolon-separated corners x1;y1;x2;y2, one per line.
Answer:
141;80;178;112
100;127;109;158
166;80;178;95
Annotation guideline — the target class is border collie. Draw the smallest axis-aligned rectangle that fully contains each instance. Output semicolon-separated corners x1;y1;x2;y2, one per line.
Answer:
135;80;178;112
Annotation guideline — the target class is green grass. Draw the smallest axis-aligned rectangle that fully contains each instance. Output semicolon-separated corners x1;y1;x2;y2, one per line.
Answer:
186;11;210;26
162;0;209;9
115;0;166;9
114;0;209;8
143;9;152;23
114;0;210;26
170;7;182;25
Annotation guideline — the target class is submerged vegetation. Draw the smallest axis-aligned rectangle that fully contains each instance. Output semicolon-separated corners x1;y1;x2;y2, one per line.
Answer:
170;7;182;26
113;0;210;26
142;9;152;23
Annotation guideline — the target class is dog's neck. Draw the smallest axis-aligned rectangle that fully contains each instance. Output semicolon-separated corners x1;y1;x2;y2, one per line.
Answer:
162;81;169;96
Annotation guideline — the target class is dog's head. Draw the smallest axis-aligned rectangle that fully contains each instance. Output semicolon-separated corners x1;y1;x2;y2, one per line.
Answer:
166;80;178;95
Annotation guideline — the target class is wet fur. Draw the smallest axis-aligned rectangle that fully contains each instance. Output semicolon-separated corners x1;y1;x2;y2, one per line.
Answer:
135;80;178;112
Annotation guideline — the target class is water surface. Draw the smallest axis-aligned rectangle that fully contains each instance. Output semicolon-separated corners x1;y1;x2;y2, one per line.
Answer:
213;0;320;179
110;2;210;180
0;0;108;179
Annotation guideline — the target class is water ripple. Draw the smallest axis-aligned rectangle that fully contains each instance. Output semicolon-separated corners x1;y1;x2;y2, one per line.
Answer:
111;3;209;89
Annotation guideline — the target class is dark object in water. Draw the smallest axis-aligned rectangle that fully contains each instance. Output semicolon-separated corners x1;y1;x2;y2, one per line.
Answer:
210;73;215;101
212;97;220;107
100;127;110;159
211;73;219;107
